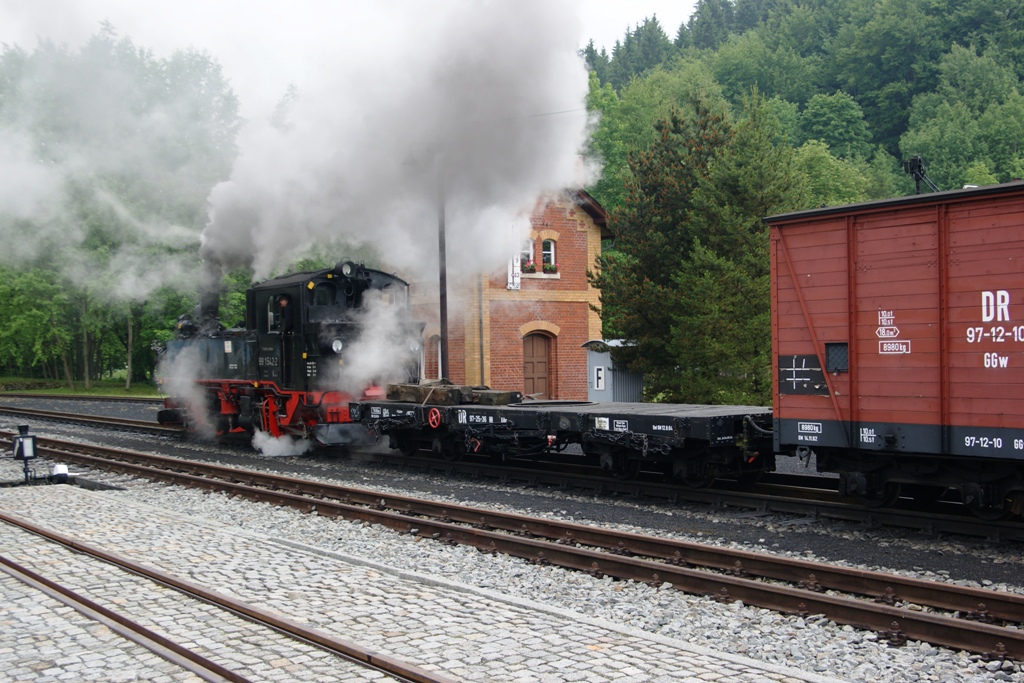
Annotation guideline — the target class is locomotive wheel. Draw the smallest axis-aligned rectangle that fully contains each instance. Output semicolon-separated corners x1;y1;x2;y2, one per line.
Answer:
672;460;716;489
433;438;464;462
681;472;716;489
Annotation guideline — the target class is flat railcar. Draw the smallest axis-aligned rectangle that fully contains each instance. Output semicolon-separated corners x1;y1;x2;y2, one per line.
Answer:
767;182;1024;516
350;387;774;483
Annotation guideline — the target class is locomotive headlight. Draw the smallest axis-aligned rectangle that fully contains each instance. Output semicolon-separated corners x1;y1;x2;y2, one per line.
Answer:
409;340;421;352
340;262;353;276
331;338;344;353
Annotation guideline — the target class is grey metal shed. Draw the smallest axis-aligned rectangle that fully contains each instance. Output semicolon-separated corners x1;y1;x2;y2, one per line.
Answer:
581;340;643;402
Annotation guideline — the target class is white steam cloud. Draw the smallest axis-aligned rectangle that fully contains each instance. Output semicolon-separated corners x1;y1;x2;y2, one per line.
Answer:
202;0;596;283
2;2;597;306
0;31;237;302
155;345;217;440
321;296;421;395
252;430;312;457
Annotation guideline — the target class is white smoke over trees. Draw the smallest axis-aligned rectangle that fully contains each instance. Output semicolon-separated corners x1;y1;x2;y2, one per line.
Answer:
0;25;240;297
0;3;599;383
201;0;597;286
0;26;241;381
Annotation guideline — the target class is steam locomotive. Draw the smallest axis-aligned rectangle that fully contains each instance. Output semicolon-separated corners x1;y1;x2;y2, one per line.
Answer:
157;260;422;446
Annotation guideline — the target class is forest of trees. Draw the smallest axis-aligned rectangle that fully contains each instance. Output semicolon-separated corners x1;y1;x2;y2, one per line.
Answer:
0;25;240;388
585;0;1024;403
1;1;1022;401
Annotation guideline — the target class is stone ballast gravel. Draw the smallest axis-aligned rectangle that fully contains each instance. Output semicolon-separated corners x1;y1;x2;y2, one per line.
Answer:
2;407;1022;683
95;471;1022;683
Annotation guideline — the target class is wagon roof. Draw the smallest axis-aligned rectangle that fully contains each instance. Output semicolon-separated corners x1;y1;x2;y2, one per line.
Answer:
765;180;1024;224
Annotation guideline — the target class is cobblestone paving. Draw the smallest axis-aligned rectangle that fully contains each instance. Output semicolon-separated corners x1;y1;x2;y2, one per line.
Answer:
0;483;846;683
0;517;402;682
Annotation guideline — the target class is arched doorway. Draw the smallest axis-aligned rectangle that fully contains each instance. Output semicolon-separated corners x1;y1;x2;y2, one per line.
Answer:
522;333;550;399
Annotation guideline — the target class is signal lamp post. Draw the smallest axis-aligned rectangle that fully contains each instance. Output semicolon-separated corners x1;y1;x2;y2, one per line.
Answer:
11;424;37;484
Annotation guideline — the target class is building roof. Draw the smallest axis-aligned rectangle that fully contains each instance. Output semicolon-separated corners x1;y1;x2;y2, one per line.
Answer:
572;189;612;239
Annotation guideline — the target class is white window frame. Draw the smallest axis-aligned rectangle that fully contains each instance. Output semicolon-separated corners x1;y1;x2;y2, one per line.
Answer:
521;239;536;269
542;239;556;267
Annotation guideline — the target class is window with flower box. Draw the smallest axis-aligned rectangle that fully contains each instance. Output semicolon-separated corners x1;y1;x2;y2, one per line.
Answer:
542;239;557;273
521;239;536;273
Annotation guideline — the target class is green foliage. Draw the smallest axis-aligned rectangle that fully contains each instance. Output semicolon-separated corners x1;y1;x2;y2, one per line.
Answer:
0;267;73;375
799;91;873;158
711;31;818;107
604;17;676;91
0;27;241;384
589;0;1024;165
850;148;914;200
900;45;1024;189
586;59;727;215
595;90;799;404
763;96;801;145
791;140;869;207
963;160;999;186
733;0;776;34
828;0;951;154
683;0;735;51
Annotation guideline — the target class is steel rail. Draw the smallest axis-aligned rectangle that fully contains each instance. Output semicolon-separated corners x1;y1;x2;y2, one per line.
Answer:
371;450;1024;542
0;392;163;404
5;433;1022;660
51;443;1024;620
0;553;250;683
0;405;182;436
0;511;457;683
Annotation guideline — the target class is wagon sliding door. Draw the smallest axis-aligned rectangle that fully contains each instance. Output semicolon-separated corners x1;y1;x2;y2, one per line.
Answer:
850;208;942;454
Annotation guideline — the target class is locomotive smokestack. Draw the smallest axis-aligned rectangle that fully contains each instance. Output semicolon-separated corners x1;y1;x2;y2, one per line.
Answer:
197;258;224;334
200;289;220;323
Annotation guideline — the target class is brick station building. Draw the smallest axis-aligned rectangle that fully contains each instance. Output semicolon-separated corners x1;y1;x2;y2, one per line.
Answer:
413;189;609;400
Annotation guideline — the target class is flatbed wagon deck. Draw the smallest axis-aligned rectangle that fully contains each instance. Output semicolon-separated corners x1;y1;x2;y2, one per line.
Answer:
350;389;773;481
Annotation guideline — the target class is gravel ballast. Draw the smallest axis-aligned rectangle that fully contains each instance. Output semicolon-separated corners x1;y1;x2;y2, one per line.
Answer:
2;408;1022;682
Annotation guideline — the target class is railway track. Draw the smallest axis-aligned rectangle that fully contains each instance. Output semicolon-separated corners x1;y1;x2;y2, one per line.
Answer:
4;431;1022;661
372;450;1024;542
2;402;1021;540
1;511;456;683
0;392;163;404
0;404;182;437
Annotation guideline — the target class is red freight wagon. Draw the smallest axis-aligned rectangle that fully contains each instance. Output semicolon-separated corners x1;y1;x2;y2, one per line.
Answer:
767;182;1024;515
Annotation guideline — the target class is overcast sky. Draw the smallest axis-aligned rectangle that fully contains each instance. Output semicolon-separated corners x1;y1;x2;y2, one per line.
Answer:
2;0;697;118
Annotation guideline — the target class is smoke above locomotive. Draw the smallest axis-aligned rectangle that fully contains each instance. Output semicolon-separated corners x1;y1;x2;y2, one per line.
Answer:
198;1;595;293
0;2;595;312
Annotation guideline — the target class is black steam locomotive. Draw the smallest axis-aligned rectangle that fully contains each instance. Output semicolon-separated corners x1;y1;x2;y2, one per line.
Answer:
157;260;422;446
